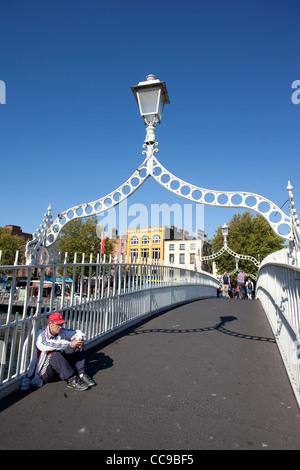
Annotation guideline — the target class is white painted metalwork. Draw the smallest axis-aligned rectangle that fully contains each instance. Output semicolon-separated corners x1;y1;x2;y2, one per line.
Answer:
25;74;300;266
200;244;260;268
0;254;218;399
151;157;296;242
256;248;300;407
197;221;260;280
25;157;151;265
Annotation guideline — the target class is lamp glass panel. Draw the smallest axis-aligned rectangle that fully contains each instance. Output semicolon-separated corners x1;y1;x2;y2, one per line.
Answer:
137;89;160;119
222;226;229;237
157;90;164;122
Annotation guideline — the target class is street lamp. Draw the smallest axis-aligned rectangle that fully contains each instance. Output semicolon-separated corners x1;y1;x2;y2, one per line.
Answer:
131;74;170;144
235;255;240;270
221;223;229;248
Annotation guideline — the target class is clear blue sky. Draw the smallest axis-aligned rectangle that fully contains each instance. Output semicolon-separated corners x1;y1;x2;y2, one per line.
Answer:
1;0;299;242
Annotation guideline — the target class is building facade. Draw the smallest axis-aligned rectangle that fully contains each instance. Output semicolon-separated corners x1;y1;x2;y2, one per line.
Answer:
112;235;127;262
164;238;212;273
127;226;166;263
6;225;32;245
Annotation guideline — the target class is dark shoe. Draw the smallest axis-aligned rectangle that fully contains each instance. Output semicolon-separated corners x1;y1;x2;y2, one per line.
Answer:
79;373;96;387
66;376;89;391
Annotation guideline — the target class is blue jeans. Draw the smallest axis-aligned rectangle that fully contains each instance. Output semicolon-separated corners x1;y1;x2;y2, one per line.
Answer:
238;283;245;299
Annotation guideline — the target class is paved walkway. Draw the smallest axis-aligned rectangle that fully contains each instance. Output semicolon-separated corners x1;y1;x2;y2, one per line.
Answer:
0;298;299;450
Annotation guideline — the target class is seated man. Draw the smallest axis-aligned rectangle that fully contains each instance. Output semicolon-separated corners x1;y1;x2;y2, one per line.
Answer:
29;312;96;391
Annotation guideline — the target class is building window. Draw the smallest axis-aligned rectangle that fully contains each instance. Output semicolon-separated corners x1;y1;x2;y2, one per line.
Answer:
141;248;149;259
141;235;149;245
190;253;195;264
179;244;185;250
152;247;160;259
190;243;196;250
169;244;174;250
130;249;138;259
152;235;160;244
131;236;138;245
169;253;174;263
179;253;185;264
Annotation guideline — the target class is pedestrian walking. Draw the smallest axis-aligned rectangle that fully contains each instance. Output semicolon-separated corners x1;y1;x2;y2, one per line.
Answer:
246;278;253;299
236;269;246;299
221;272;231;299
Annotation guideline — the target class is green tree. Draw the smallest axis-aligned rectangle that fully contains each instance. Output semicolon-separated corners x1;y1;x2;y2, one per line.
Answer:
0;227;25;265
58;217;100;262
210;212;285;278
102;237;116;260
57;217;116;277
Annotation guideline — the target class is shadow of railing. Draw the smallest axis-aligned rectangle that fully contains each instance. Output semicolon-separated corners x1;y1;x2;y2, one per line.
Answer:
129;315;275;343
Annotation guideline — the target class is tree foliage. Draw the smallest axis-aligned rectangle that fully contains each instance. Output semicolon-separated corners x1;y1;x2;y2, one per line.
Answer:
58;217;100;261
57;217;116;277
210;212;285;278
102;237;116;259
0;227;25;265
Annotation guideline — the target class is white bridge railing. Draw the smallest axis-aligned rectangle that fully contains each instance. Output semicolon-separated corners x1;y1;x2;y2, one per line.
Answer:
256;248;300;407
0;256;218;399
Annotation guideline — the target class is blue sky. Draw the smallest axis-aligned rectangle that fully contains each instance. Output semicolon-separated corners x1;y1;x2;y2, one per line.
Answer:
1;0;299;242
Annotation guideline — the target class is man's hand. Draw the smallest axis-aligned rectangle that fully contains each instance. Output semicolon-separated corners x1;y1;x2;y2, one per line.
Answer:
70;338;84;349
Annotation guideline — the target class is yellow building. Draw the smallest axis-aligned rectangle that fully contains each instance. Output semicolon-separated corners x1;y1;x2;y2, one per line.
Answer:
126;226;166;263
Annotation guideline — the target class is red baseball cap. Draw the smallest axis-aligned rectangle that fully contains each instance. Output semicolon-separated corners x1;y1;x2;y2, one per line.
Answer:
49;312;66;324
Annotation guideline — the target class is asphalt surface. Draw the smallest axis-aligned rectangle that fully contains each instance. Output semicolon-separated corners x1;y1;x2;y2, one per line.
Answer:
0;297;299;451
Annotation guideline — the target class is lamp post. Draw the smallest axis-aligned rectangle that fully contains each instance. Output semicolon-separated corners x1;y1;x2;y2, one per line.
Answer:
221;223;229;248
26;73;299;267
131;74;170;152
199;222;260;279
235;255;240;271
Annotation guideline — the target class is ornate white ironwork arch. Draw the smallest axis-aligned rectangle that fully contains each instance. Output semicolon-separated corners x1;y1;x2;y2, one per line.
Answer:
150;156;297;241
200;241;260;281
25;140;300;265
25;92;300;265
200;245;260;268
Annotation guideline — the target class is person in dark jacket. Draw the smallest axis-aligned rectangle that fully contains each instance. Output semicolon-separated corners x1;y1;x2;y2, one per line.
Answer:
221;272;231;299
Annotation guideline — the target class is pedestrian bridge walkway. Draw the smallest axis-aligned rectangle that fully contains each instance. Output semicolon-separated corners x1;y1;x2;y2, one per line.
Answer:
0;298;299;450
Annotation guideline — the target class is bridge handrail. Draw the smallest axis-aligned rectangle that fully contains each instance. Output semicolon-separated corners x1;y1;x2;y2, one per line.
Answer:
0;257;218;399
256;248;300;407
